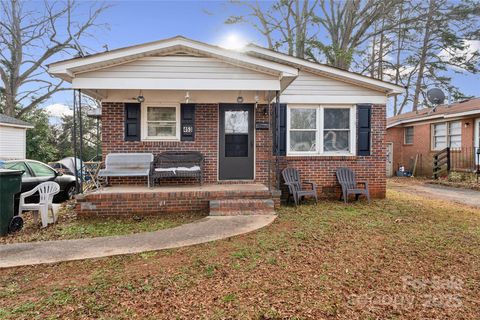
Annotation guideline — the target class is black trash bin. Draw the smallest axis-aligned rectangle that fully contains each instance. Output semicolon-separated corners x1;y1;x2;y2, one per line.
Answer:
0;169;23;236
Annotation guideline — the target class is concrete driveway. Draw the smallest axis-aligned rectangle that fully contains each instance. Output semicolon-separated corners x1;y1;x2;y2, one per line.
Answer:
389;180;480;208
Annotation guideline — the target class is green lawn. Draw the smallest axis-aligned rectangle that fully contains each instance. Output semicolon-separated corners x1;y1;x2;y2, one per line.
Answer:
0;190;479;319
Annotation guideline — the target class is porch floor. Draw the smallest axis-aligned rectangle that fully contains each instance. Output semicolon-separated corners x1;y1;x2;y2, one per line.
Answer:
94;183;269;194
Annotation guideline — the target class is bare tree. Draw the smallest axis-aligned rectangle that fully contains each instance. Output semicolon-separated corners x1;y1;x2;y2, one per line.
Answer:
226;0;319;58
308;0;401;69
0;0;108;118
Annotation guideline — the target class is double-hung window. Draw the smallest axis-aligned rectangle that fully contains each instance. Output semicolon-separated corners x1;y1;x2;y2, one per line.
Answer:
287;105;356;155
432;121;462;150
404;126;414;144
143;104;180;140
448;121;462;148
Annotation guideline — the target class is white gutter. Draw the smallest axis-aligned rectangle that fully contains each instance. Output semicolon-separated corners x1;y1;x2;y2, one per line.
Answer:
0;122;34;129
387;109;480;128
444;109;480;118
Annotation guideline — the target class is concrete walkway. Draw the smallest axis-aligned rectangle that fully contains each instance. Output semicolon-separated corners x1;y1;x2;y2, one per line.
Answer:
0;215;276;269
390;181;480;208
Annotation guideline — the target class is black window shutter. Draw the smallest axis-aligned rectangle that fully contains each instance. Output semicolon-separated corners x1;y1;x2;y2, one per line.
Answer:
357;104;372;156
278;103;287;156
181;104;196;141
124;103;141;141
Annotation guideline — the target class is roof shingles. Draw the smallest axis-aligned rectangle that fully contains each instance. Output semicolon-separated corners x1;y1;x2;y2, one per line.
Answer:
387;98;480;127
0;114;33;128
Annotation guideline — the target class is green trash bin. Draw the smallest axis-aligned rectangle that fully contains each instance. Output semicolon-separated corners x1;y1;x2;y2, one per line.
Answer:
0;169;23;236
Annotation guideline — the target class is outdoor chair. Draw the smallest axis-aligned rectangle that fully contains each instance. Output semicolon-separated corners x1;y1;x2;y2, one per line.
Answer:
281;167;318;206
336;167;371;203
18;181;60;228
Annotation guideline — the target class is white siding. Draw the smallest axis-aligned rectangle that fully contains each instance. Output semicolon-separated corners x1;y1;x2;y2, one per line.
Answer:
281;70;387;104
76;56;277;81
0;125;27;160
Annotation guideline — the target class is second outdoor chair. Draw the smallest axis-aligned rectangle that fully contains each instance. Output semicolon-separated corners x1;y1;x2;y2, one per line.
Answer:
336;167;371;203
281;167;318;206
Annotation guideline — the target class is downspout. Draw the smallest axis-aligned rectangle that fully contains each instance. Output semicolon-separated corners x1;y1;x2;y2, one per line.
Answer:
275;90;280;190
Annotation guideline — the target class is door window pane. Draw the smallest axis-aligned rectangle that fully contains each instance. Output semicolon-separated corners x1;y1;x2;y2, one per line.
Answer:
290;131;316;152
28;162;56;177
225;111;248;134
225;134;248;157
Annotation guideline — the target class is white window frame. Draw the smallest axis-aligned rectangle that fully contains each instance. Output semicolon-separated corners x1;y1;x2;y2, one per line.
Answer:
431;121;462;151
286;104;356;156
448;120;462;149
404;126;414;144
141;103;181;141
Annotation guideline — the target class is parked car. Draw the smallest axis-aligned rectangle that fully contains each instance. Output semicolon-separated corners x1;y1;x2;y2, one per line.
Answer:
48;162;75;176
3;159;78;203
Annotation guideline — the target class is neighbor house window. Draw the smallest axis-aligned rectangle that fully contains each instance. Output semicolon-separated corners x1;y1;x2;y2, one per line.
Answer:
448;121;462;148
143;104;179;140
404;126;414;144
432;121;462;150
287;105;355;155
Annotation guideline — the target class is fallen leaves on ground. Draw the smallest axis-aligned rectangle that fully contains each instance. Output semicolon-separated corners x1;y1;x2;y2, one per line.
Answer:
0;190;479;319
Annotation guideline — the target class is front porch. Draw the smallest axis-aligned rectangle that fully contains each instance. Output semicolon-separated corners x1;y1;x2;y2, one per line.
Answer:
75;183;281;217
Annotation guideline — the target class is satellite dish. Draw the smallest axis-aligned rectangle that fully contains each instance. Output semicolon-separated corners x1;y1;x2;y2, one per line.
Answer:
427;88;445;105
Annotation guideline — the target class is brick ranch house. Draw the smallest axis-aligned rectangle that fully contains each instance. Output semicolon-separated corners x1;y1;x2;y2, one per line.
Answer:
386;98;480;177
48;36;404;217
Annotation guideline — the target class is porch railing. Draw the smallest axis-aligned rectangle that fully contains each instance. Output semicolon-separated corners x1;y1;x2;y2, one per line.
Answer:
449;147;480;173
433;147;450;179
433;147;480;179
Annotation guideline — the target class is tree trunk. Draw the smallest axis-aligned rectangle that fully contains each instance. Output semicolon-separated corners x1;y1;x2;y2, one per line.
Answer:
412;0;435;111
393;4;404;115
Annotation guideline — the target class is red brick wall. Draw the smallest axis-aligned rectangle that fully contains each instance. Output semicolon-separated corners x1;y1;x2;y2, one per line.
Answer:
102;102;273;186
386;118;476;177
278;104;387;199
102;102;387;199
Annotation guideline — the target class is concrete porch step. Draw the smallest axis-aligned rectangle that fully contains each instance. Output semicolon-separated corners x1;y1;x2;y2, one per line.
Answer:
209;199;276;216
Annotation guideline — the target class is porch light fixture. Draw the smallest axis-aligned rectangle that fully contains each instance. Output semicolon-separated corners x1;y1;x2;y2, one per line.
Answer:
136;90;145;103
237;96;244;104
185;91;190;104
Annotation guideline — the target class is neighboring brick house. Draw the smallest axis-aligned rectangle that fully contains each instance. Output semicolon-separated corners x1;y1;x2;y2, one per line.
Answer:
48;36;404;216
386;98;480;177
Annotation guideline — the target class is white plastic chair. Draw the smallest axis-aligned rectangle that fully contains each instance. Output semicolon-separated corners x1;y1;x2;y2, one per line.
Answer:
18;182;60;228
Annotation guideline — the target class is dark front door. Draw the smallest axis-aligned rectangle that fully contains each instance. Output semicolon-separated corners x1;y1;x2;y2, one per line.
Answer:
219;104;254;180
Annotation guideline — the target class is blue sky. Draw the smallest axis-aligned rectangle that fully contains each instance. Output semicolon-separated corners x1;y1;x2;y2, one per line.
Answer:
31;0;479;117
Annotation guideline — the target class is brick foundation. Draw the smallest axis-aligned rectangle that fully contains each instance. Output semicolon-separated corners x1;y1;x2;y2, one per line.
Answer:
75;186;281;218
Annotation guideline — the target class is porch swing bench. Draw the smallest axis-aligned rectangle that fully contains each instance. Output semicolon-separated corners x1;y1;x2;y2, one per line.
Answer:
151;151;204;187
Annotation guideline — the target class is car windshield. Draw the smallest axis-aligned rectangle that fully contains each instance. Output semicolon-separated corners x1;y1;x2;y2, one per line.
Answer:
28;161;56;177
4;162;32;177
